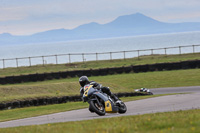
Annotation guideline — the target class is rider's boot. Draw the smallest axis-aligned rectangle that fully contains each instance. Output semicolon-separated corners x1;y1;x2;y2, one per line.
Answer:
111;93;121;105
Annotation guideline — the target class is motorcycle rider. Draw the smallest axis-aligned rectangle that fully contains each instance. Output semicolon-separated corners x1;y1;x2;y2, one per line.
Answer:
79;76;120;103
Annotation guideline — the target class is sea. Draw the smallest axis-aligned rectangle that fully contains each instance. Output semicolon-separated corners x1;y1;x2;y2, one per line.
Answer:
0;31;200;68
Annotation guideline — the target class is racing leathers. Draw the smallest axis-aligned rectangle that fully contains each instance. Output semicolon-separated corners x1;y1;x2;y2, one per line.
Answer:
79;81;119;101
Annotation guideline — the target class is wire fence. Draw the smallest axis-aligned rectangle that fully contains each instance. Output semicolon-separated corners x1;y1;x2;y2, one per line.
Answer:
0;44;200;69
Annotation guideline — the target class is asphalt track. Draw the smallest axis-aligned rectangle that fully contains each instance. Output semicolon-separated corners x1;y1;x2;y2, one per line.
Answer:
0;86;200;128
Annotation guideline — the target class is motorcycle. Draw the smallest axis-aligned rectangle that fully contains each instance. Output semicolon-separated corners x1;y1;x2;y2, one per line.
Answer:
135;88;153;95
82;84;127;116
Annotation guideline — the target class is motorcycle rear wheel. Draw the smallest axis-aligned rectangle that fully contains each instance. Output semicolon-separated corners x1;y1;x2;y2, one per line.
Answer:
90;100;106;116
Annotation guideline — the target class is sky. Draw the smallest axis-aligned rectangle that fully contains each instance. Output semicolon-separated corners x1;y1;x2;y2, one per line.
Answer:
0;0;200;35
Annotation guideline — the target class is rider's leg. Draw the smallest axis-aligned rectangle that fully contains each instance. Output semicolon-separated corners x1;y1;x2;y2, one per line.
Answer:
101;86;111;95
111;93;119;102
101;87;119;102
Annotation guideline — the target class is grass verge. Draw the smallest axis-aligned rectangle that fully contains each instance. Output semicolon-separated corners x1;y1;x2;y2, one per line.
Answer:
0;53;200;77
0;68;200;103
1;109;200;133
0;94;177;122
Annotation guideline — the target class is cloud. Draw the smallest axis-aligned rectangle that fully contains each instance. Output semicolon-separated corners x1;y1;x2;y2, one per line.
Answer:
0;7;28;21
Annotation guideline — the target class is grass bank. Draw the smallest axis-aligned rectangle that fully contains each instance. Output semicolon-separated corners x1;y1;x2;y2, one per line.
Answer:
0;68;200;103
0;53;200;77
1;109;200;133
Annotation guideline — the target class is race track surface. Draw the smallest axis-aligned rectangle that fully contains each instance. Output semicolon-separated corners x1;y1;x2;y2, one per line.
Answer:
0;86;200;128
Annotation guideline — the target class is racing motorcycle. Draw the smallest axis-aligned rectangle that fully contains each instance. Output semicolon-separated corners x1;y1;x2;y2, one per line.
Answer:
82;84;127;116
135;88;153;95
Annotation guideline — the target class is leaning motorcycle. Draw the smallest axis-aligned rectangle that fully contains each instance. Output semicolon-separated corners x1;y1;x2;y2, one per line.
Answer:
82;84;127;116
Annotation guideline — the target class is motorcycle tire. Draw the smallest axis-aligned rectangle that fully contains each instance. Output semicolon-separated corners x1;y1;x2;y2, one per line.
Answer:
118;102;127;114
148;92;153;95
89;100;106;116
89;104;94;113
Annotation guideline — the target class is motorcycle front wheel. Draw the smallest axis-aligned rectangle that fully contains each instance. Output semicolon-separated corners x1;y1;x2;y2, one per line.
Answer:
89;100;106;116
118;102;127;114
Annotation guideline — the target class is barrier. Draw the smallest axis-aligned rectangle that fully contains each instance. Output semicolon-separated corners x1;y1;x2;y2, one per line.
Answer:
1;44;200;69
0;92;152;110
0;60;200;84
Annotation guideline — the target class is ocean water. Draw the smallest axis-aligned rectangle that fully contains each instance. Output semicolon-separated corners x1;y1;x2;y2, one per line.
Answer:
0;31;200;68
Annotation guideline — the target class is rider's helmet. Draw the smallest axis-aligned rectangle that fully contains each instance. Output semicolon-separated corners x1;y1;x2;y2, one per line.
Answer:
79;76;89;87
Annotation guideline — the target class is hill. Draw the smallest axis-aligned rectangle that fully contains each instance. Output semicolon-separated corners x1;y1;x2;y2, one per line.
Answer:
1;13;200;45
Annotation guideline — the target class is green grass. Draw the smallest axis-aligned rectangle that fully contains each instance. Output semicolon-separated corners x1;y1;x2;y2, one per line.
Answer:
0;101;88;122
0;68;200;103
1;109;200;133
0;94;179;122
0;53;200;77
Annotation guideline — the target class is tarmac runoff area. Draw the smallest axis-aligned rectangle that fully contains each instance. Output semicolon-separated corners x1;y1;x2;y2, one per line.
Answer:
0;86;200;128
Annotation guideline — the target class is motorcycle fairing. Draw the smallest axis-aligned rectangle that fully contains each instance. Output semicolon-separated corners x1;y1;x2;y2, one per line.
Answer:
83;85;93;97
93;92;118;113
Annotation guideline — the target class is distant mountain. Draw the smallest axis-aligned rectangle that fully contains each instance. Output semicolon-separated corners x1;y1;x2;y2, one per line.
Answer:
1;13;200;45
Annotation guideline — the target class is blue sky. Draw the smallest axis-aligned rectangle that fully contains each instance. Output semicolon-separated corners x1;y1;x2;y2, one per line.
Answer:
0;0;200;35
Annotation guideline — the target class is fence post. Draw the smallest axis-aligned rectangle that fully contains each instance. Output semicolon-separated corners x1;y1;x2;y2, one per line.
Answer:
68;54;71;63
123;51;126;60
110;52;112;60
82;53;85;63
55;55;58;64
96;53;98;61
42;56;45;66
179;46;181;55
193;45;195;53
151;49;153;55
16;58;18;68
137;50;140;60
3;59;5;69
164;48;167;55
29;57;31;66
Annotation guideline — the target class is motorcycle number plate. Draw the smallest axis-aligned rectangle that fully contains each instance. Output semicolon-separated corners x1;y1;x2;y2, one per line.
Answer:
84;85;93;97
